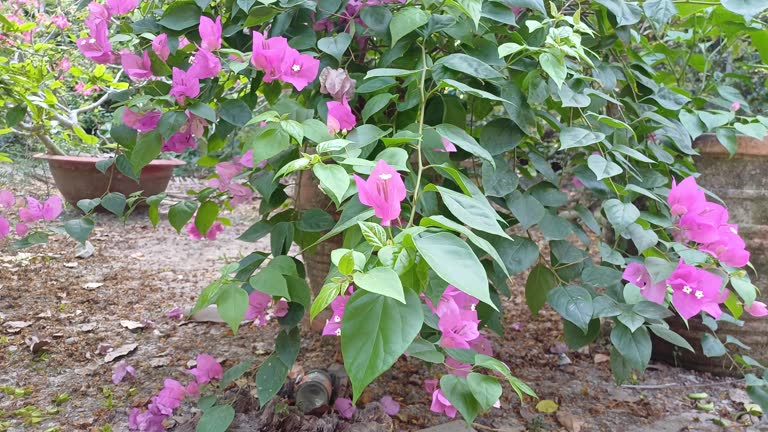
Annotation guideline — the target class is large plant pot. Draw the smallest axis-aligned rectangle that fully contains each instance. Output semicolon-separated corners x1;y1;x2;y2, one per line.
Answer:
34;154;184;208
651;133;768;375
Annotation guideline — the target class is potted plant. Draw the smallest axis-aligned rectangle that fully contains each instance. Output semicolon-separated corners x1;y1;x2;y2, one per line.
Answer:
30;0;768;427
0;1;184;209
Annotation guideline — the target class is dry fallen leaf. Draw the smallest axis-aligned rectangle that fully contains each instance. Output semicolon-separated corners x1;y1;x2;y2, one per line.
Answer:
4;321;33;329
593;353;610;364
556;410;585;432
104;343;138;362
120;320;145;331
536;399;559;414
75;323;98;332
75;241;95;259
26;336;51;354
63;262;79;268
83;282;104;290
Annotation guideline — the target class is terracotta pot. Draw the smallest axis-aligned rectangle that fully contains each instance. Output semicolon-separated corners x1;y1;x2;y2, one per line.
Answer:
34;153;184;209
651;133;768;375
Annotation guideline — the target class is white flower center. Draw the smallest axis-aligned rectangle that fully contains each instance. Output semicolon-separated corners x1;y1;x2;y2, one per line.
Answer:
335;328;341;336
695;290;704;299
89;38;96;43
379;173;392;180
291;64;301;72
682;285;692;294
470;304;476;311
333;315;341;323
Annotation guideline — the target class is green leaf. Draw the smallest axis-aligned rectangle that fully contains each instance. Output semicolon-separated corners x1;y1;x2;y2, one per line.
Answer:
449;0;483;28
406;339;445;363
525;264;558;316
353;267;405;303
219;100;252;127
194;201;219;237
701;333;726;357
158;3;202;30
588;154;623;180
559;127;606;149
435;124;494;166
715;128;738;156
594;0;643;26
256;328;300;405
610;323;652;370
364;68;420;79
389;7;429;46
342;289;423;402
547;285;593;332
95;158;115;175
77;198;101;214
250;268;290;299
505;192;544;229
643;0;677;26
734;122;768;141
489;235;539;275
313;164;349;205
437;54;502;79
216;286;249;334
360;6;392;33
432;186;508;238
467;373;502;411
731;276;757;307
362;93;395;122
101;193;126;216
310;282;343;320
648;325;694;352
131;131;162;173
318;33;352;62
482;158;518;197
6;105;27;128
440;375;481;424
168;201;198;233
603;199;639;234
539;52;566;88
188;103;217;122
721;0;768;21
64;217;95;244
419;216;508;276
338;251;356;275
220;359;254;388
195;405;235;432
414;231;495;310
563;319;601;349
358;221;388;249
157;111;188;140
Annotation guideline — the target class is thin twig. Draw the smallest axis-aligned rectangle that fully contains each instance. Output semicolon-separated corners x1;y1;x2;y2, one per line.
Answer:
621;378;743;390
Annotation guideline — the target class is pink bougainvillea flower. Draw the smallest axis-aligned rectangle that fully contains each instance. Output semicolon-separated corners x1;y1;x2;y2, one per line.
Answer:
0;190;14;208
163;129;195;153
326;96;356;134
0;216;9;239
668;177;706;217
700;225;750;268
251;32;290;81
128;407;166;432
380;396;400;416
189;49;221;79
112;360;136;384
123;109;161;133
571;176;585;188
77;21;113;64
470;334;493;356
187;221;224;241
238;149;254;168
86;2;111;30
353;160;406;227
215;161;243;185
700;286;729;320
169;67;200;105
19;196;62;222
199;16;222;51
185;381;200;397
42;196;63;221
150;379;187;416
746;301;768;317
435;137;457;153
152;33;170;62
335;397;357;419
273;298;289;317
278;49;320;91
15;222;28;237
51;15;69;29
167;306;183;319
187;353;223;385
731;101;741;112
678;202;729;244
622;261;668;304
58;57;71;72
245;290;272;326
666;261;725;320
106;0;138;15
322;289;352;337
425;379;457;418
436;297;480;349
445;356;472;377
226;183;254;207
121;50;153;80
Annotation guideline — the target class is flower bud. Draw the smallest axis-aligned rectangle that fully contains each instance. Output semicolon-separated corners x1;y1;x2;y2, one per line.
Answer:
319;67;356;101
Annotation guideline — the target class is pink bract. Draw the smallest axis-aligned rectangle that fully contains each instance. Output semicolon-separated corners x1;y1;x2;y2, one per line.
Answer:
666;261;726;320
327;96;357;134
622;261;668;304
199;16;222;51
169;67;200;105
187;353;222;385
152;34;170;61
353;160;406;227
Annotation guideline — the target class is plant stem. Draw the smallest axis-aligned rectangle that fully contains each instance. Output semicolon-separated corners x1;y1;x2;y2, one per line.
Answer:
406;43;429;229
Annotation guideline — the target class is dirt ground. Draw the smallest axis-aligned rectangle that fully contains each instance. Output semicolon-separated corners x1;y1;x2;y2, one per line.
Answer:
1;169;766;432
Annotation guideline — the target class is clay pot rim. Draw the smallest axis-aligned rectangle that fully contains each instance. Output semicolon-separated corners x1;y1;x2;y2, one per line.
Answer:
33;153;186;167
694;133;768;157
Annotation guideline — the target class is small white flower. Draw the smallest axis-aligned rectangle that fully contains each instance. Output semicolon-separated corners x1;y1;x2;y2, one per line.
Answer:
695;290;704;299
291;64;301;72
682;285;692;294
335;328;341;336
379;173;392;180
333;315;341;323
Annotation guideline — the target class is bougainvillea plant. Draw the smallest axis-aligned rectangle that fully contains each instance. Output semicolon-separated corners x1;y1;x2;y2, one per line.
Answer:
18;0;768;427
